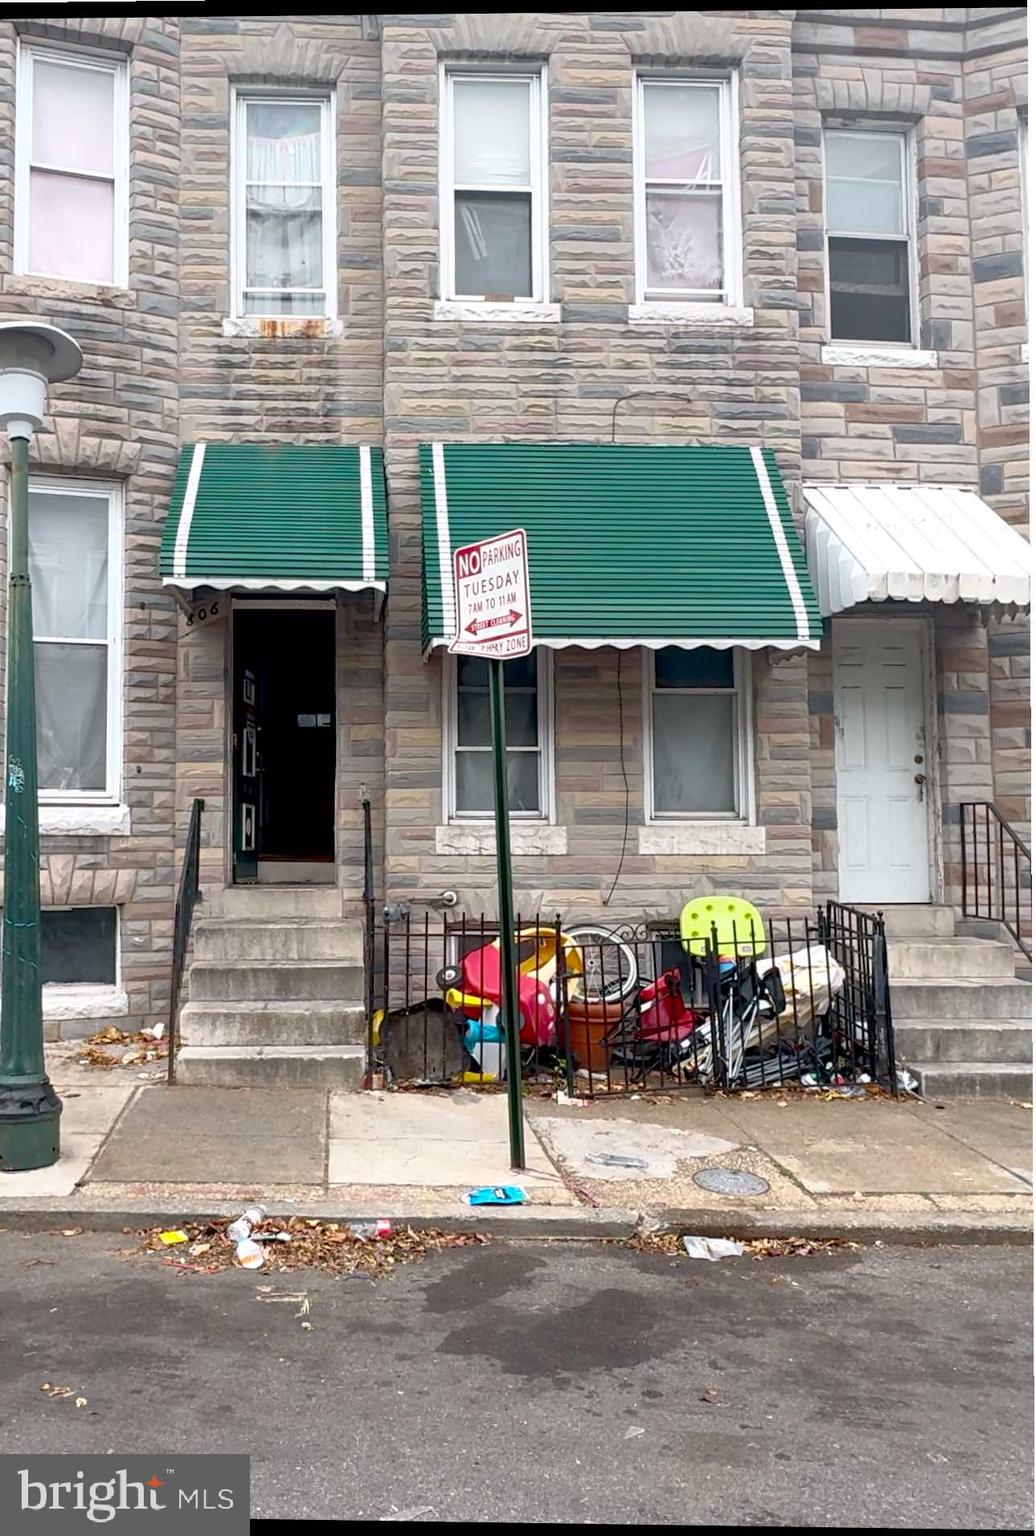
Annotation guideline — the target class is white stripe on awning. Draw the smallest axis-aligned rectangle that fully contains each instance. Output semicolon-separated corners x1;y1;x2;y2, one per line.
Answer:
172;443;205;582
803;482;1031;618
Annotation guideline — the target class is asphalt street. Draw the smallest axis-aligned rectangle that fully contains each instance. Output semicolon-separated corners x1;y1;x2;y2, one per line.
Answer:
0;1232;1030;1526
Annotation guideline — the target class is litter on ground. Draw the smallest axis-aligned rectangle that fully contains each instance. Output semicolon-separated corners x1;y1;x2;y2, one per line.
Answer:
136;1218;487;1278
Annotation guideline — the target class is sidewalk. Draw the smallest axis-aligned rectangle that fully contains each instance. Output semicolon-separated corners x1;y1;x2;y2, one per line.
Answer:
0;1045;1030;1242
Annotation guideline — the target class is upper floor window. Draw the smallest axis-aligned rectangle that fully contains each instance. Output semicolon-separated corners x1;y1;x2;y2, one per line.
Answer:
634;77;740;306
15;44;128;286
824;128;914;345
28;479;123;802
446;652;551;819
441;70;547;303
646;647;751;820
232;92;336;318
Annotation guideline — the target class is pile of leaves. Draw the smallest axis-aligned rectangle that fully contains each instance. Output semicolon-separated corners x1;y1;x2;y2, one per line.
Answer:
137;1217;487;1278
77;1025;167;1070
627;1231;860;1260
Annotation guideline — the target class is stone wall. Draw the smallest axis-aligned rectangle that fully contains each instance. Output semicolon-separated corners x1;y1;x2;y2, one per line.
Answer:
380;10;819;921
0;15;181;1035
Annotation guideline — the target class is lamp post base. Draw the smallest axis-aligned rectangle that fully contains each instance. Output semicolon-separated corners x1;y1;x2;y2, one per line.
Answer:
0;1079;62;1171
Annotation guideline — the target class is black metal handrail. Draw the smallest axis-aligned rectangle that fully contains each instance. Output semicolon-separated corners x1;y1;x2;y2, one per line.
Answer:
167;797;204;1086
362;793;376;1078
960;801;1032;959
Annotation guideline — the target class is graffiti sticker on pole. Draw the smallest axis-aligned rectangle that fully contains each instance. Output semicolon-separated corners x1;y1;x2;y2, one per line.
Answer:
449;528;532;659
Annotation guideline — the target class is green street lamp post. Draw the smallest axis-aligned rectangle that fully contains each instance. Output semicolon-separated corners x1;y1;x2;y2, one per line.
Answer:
0;323;83;1173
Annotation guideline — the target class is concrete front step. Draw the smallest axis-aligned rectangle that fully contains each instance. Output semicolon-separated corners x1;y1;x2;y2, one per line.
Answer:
887;936;1018;980
914;1062;1034;1100
870;905;955;938
194;919;363;963
890;977;1032;1020
210;885;342;920
895;1019;1033;1065
180;999;367;1048
188;959;363;1004
176;1044;365;1089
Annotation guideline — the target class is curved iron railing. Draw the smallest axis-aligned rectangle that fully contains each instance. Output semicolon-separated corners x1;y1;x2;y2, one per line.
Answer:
960;801;1032;959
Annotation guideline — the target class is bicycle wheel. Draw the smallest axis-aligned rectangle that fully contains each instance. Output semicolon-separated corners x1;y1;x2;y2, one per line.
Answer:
565;925;640;1007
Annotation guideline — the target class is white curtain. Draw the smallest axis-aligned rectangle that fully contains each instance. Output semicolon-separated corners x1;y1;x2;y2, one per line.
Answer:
245;104;324;293
28;491;109;792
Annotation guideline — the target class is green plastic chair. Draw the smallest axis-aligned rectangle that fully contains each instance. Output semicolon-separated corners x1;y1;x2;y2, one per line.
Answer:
679;895;767;958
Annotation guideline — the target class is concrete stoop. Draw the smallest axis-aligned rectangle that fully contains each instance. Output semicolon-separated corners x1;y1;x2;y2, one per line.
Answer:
888;906;1032;1099
177;886;367;1089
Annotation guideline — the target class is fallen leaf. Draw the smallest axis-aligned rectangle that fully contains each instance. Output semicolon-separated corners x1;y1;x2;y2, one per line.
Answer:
701;1388;719;1404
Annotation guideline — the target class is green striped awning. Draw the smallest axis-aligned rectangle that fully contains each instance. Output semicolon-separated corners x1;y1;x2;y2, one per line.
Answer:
419;442;821;651
160;443;388;594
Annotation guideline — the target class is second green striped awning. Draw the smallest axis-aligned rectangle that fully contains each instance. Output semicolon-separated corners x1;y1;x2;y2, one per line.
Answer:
160;442;388;594
420;442;821;650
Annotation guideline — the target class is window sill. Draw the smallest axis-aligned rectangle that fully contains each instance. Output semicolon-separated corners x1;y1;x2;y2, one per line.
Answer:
222;316;344;339
0;804;132;838
821;344;938;369
638;823;765;856
433;300;562;324
43;984;128;1023
3;273;133;306
627;301;753;330
436;823;568;856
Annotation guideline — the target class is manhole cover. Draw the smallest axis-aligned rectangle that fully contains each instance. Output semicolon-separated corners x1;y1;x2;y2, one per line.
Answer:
693;1167;771;1197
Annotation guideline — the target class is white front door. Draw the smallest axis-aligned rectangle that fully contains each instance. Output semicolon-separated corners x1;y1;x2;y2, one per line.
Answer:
833;620;930;903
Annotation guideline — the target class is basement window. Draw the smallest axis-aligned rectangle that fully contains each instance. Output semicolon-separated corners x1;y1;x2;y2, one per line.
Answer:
41;907;117;985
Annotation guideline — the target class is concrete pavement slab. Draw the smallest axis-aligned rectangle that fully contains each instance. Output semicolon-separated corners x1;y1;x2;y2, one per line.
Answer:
87;1085;328;1184
117;1084;328;1139
715;1099;1028;1195
914;1099;1033;1185
0;1133;108;1199
328;1093;559;1191
50;1083;137;1136
330;1089;517;1144
90;1131;326;1185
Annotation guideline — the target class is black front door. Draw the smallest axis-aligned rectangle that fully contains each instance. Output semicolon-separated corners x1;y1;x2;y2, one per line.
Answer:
232;607;336;882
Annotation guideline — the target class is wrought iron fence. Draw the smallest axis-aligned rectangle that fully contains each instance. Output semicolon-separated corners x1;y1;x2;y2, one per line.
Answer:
167;797;204;1086
960;800;1032;959
365;901;896;1097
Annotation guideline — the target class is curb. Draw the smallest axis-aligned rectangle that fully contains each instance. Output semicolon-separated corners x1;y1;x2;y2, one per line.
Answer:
0;1196;1030;1246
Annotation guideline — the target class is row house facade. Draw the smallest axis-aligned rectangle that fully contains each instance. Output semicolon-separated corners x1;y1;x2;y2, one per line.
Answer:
0;11;1028;1081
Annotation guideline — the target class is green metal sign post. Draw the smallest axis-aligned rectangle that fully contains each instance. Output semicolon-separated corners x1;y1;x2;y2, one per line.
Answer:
451;527;532;1173
488;657;525;1170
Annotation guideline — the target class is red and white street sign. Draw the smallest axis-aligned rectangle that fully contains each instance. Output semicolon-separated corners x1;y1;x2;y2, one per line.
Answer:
449;528;532;659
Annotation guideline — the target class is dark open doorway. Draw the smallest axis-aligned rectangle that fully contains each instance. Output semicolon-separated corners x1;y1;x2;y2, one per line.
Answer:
232;605;336;883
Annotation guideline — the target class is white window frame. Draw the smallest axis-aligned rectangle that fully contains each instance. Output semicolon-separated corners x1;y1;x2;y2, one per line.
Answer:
443;649;555;823
439;64;549;305
230;87;338;321
14;40;129;287
642;648;754;824
633;73;742;308
23;476;124;806
822;125;918;348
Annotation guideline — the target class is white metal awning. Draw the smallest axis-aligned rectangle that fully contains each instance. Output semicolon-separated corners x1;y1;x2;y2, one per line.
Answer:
803;482;1032;618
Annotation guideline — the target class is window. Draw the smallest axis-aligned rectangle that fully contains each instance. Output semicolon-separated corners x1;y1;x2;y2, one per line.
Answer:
441;70;547;302
27;479;122;801
15;44;128;285
41;908;117;985
446;652;551;818
824;129;914;344
634;77;740;305
646;648;751;819
233;92;336;317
